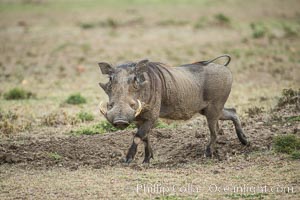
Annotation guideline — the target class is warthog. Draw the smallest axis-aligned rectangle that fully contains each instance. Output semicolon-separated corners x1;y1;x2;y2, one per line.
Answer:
98;55;248;163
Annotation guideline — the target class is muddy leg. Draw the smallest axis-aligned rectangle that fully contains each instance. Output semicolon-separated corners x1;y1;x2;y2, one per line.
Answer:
203;104;223;158
125;121;153;164
216;121;224;135
125;139;139;164
142;136;153;164
205;118;219;157
219;108;248;145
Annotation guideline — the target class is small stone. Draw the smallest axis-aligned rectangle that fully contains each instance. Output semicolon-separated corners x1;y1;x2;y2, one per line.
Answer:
195;131;203;138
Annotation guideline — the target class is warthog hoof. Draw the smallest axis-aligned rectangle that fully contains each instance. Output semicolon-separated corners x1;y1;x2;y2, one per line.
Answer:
205;146;213;158
142;155;153;164
123;157;133;164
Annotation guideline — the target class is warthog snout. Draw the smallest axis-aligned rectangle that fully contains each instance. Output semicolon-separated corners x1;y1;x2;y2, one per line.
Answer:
113;118;130;129
106;103;135;128
99;99;143;129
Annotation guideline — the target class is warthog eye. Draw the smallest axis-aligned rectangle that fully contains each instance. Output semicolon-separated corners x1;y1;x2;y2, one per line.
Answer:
133;76;139;89
107;102;114;110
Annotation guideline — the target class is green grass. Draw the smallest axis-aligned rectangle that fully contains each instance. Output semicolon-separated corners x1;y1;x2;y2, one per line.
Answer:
73;121;136;135
285;116;300;122
250;22;268;38
273;134;300;159
157;19;189;26
65;93;86;105
73;119;177;135
77;111;94;122
193;13;231;29
3;88;35;100
78;22;97;29
225;193;267;199
281;22;299;38
214;13;231;25
48;152;62;160
291;151;300;159
155;120;177;129
99;18;119;28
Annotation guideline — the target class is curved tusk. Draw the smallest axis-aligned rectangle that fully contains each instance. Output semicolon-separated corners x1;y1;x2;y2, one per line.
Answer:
135;99;142;117
99;101;107;116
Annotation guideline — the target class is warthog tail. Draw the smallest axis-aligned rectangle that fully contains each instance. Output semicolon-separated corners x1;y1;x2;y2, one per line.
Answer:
193;54;231;66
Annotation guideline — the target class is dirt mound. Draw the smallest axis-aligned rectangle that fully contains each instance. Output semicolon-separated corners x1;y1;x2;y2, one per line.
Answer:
0;104;298;169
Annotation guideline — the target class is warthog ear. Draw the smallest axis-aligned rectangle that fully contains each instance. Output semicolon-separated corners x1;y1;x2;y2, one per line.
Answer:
98;62;114;75
135;59;149;74
99;82;106;91
135;59;149;83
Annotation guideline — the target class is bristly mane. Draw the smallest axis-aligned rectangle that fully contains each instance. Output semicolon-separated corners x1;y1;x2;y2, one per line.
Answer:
115;61;177;105
144;62;178;105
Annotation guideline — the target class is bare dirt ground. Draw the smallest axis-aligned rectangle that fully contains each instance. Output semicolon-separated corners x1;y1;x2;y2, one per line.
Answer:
0;0;300;199
0;103;299;170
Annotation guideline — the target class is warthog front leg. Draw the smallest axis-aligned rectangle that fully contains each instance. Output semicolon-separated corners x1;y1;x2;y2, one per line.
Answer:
142;135;153;163
125;121;153;164
219;108;248;145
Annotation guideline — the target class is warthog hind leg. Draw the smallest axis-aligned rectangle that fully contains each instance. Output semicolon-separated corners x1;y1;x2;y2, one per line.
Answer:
203;105;222;158
219;108;248;145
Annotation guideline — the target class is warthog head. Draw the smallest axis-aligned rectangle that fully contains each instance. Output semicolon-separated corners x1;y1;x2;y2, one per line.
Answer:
98;59;149;129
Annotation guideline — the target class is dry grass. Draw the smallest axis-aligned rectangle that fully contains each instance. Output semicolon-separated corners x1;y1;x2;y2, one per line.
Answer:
0;153;299;199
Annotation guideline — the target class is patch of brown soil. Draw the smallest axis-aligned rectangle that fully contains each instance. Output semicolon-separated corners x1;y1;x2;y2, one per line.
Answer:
0;105;298;169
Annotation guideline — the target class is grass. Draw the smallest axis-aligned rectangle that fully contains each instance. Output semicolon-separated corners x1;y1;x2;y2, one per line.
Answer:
250;22;268;38
155;196;196;200
0;120;16;135
157;19;189;26
193;14;231;29
73;121;134;135
79;17;145;30
155;120;177;129
99;18;119;28
246;106;264;117
42;111;79;126
281;22;299;38
78;22;97;29
214;13;231;25
224;193;267;199
273;134;300;159
277;88;299;108
285;116;300;122
77;111;94;122
3;88;35;100
48;152;62;160
73;119;177;135
291;151;300;159
0;110;32;135
194;17;208;29
79;18;119;29
65;93;87;105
